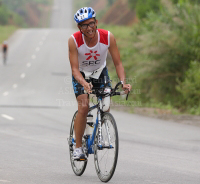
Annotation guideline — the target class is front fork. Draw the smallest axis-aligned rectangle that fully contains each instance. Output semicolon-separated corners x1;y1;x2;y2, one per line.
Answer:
97;106;112;149
97;110;103;148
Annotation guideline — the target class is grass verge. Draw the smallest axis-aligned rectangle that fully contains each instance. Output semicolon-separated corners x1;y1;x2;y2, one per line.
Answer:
0;25;18;44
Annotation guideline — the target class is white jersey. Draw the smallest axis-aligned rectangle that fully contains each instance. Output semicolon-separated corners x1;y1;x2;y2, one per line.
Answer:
71;29;110;74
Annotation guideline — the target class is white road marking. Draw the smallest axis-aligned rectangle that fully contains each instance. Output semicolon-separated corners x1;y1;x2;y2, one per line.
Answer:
39;41;43;45
27;63;31;67
13;84;18;89
31;55;36;59
20;73;26;79
0;180;11;183
36;47;40;52
1;114;14;121
3;92;9;96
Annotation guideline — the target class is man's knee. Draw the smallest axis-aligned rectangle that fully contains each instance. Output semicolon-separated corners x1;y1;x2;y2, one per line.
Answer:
78;105;89;116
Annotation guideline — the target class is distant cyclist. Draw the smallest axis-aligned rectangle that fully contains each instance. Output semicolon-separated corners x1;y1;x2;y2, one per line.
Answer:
68;7;132;160
2;41;8;65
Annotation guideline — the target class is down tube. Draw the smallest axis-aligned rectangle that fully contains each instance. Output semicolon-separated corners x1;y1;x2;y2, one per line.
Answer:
87;114;98;154
90;114;98;145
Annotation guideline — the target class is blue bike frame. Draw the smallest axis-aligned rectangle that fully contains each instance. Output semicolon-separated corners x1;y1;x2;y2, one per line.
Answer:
71;96;113;155
71;97;103;155
86;96;102;154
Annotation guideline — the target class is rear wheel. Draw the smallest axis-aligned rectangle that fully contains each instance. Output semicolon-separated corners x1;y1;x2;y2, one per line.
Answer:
94;112;119;182
68;111;87;176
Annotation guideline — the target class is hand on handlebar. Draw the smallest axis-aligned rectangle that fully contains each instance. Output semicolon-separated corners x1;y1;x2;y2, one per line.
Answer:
83;82;93;94
122;83;132;94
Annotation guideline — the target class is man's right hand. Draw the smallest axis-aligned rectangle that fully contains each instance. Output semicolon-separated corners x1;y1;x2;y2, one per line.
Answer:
83;82;93;94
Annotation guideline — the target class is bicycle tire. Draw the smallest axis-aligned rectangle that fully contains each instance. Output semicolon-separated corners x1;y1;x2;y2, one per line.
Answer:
94;112;119;182
69;111;87;176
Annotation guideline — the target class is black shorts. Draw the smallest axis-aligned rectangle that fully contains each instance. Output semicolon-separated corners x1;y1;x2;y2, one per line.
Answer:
72;67;111;98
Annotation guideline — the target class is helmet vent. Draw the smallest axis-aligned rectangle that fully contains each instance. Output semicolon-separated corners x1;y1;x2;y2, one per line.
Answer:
77;13;79;16
80;9;83;13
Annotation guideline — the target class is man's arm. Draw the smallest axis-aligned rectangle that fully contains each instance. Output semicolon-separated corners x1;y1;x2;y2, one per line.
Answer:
68;37;92;93
108;32;131;91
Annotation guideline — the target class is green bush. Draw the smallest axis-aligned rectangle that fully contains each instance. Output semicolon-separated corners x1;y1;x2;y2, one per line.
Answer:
129;0;200;19
0;4;10;25
0;3;25;26
176;61;200;113
127;0;200;107
136;0;161;19
172;0;200;4
0;0;52;27
128;0;161;19
12;13;26;27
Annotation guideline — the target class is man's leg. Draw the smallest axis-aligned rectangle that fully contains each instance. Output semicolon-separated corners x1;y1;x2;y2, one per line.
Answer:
74;94;89;148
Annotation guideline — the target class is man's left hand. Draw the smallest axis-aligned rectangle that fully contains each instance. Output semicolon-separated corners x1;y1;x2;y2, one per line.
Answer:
122;84;132;94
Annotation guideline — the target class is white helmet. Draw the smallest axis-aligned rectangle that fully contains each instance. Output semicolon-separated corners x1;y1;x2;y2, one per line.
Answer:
74;7;96;24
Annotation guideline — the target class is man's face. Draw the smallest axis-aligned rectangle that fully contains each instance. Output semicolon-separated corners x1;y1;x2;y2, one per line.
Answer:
78;18;98;38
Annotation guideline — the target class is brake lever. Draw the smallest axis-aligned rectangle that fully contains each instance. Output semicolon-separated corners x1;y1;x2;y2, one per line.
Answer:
126;91;130;101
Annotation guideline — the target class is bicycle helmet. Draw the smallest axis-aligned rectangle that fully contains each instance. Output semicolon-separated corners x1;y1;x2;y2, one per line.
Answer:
74;7;96;24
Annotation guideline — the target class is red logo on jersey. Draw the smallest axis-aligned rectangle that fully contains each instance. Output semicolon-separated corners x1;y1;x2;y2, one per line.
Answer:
85;50;100;60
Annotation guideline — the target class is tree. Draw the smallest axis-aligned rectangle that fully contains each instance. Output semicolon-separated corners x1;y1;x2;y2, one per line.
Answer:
0;4;9;25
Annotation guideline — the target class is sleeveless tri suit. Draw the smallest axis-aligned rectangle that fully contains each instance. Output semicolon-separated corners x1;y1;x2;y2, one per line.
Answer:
71;29;111;97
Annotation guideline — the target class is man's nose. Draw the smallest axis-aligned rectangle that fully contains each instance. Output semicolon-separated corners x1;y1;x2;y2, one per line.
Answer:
87;25;92;30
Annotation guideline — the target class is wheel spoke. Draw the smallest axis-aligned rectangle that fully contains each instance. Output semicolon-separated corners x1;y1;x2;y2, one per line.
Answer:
97;149;109;163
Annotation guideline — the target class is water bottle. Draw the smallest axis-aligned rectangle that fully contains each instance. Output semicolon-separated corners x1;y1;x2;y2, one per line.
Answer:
102;87;111;112
85;114;94;135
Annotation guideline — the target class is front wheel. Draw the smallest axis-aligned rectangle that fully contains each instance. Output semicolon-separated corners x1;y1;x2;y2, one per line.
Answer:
68;111;87;176
94;112;119;182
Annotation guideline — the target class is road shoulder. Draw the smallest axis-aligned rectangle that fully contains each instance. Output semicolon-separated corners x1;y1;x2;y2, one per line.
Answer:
111;105;200;127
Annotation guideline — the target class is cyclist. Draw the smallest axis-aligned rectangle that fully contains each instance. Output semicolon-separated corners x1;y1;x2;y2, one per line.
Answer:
68;7;132;160
2;41;8;64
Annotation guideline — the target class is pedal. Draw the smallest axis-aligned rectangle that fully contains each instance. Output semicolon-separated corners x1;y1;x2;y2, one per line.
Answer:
73;158;87;162
98;145;114;150
78;158;87;162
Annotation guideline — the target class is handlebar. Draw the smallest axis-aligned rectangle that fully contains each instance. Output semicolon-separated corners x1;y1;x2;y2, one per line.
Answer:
114;90;130;101
85;81;129;101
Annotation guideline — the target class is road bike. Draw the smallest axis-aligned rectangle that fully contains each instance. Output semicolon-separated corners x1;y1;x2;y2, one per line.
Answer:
68;81;129;182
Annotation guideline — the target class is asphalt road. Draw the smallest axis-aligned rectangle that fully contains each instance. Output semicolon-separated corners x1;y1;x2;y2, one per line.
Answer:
0;0;200;183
